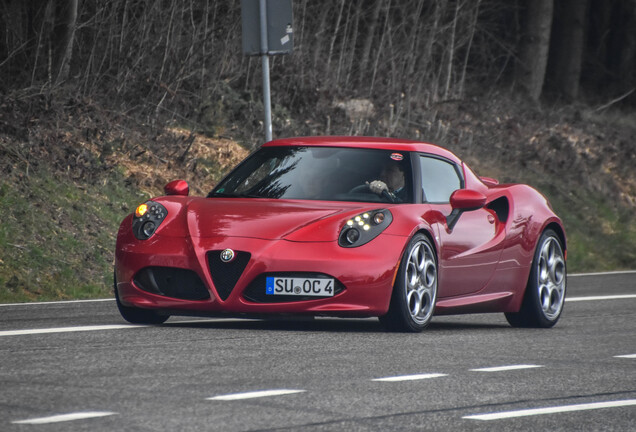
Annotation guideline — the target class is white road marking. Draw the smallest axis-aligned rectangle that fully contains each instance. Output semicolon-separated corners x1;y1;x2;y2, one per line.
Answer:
0;324;146;337
0;298;115;307
568;270;636;277
470;364;543;372
207;389;305;401
615;354;636;359
463;399;636;421
566;294;636;302
0;318;265;338
12;411;117;424
372;373;448;382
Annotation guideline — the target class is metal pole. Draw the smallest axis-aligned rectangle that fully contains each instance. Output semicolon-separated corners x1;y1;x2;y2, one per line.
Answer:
259;0;273;142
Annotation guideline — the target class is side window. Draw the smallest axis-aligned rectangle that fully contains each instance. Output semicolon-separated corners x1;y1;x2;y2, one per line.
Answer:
419;156;462;203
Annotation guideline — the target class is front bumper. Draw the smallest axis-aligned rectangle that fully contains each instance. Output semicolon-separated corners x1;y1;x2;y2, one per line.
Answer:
115;233;407;318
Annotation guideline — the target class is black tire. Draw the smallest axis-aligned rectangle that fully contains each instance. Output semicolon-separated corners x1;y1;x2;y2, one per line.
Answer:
380;233;437;332
505;229;566;328
114;272;169;325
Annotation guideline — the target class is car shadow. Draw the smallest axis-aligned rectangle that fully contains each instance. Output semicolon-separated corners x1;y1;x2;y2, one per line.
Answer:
163;317;383;333
160;317;511;333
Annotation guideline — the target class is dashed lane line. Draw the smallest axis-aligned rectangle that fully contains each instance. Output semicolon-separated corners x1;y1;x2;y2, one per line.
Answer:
615;354;636;359
207;389;306;401
372;373;448;382
0;299;115;307
463;399;636;421
0;324;146;337
0;319;261;337
470;364;543;372
12;411;117;425
566;294;636;302
568;270;636;277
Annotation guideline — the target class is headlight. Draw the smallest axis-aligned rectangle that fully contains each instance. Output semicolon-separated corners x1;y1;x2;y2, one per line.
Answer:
338;209;393;248
132;201;167;240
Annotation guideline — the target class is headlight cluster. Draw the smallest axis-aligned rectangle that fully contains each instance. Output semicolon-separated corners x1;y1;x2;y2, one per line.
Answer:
338;209;393;248
132;201;167;240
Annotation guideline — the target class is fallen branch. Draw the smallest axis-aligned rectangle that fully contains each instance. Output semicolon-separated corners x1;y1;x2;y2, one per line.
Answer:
594;88;635;112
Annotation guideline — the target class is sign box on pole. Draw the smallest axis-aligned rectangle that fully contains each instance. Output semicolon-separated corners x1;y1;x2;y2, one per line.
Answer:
242;0;293;55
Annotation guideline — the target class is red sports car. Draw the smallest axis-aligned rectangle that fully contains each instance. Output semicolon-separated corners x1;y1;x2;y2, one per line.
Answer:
114;136;566;332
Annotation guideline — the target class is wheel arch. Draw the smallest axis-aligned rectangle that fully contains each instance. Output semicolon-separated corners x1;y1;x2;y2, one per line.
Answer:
414;228;438;259
544;221;567;257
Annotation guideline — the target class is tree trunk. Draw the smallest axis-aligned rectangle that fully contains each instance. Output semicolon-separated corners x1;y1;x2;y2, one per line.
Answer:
326;0;346;75
357;0;383;85
517;0;554;102
617;0;636;87
550;0;588;100
51;0;77;84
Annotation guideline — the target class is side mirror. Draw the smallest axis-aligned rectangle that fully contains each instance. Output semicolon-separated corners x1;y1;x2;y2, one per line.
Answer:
447;189;487;230
164;179;189;196
450;189;487;211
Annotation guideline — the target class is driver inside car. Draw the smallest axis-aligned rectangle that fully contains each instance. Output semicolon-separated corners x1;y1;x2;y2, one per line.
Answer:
367;161;406;202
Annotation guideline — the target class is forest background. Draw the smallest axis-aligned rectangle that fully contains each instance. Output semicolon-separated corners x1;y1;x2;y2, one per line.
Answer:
0;0;634;302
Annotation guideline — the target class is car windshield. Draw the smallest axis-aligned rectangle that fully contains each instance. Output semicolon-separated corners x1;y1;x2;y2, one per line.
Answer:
209;146;413;203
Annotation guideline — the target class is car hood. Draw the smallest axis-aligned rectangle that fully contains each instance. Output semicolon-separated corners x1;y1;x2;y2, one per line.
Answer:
185;198;370;241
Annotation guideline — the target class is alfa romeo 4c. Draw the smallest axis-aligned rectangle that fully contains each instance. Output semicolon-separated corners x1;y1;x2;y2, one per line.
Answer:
114;137;566;332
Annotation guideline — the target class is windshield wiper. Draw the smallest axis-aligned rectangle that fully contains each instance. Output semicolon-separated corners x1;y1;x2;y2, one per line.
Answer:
208;191;264;199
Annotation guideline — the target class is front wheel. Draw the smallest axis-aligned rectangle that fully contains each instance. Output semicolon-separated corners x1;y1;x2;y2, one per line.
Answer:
380;234;438;332
114;272;169;325
505;229;566;328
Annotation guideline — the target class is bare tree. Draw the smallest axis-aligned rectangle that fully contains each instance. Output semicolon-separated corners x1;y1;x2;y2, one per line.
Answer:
550;0;588;100
617;0;636;87
357;0;384;85
516;0;553;102
51;0;77;84
1;0;633;126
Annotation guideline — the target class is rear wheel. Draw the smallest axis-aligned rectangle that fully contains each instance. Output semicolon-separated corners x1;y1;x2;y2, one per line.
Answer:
114;272;169;324
505;229;566;328
380;234;437;332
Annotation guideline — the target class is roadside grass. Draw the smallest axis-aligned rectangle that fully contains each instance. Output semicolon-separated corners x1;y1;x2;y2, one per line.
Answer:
534;182;636;273
563;203;636;272
0;169;149;303
476;149;636;275
0;113;247;304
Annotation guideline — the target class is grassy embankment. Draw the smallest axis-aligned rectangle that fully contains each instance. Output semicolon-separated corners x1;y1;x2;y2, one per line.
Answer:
0;169;144;302
0;115;247;303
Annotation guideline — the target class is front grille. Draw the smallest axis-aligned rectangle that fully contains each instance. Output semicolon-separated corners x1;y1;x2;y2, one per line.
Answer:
243;273;345;303
207;250;251;301
133;267;210;300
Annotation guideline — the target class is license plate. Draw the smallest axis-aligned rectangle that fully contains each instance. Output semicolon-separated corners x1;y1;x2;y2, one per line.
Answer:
266;277;335;297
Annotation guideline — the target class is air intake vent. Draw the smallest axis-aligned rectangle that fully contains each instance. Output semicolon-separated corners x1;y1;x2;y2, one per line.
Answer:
207;250;251;301
133;267;210;300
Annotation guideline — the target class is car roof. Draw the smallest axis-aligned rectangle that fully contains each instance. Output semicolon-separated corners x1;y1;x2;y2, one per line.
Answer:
263;136;461;164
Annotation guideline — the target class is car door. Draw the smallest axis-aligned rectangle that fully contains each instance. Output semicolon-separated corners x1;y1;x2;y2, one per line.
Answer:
419;155;504;297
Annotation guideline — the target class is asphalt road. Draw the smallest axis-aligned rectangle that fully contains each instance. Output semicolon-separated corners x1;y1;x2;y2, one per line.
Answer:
1;272;635;431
